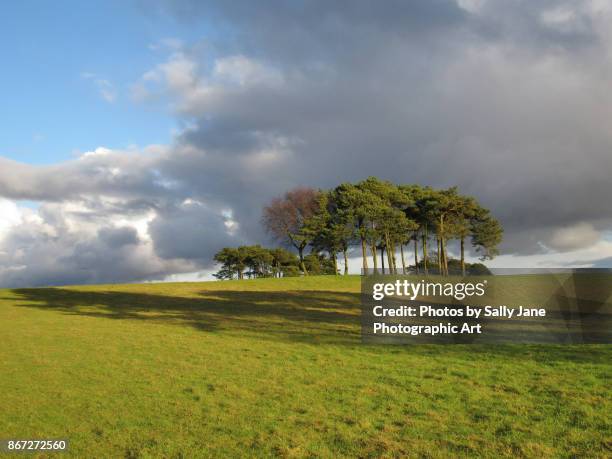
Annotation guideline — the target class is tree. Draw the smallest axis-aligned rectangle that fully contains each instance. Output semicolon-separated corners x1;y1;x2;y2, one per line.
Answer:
471;210;503;260
269;247;300;277
304;252;337;275
446;195;479;276
310;190;355;275
213;247;248;279
262;187;321;275
355;177;416;275
326;189;355;275
423;187;466;276
409;185;437;275
214;245;300;279
244;245;274;278
398;184;424;274
333;182;380;274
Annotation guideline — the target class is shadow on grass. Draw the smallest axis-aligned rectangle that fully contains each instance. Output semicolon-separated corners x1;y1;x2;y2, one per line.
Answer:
4;287;610;364
6;288;363;344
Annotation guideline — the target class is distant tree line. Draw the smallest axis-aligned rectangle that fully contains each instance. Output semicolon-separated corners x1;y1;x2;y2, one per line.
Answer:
213;245;335;280
214;177;502;279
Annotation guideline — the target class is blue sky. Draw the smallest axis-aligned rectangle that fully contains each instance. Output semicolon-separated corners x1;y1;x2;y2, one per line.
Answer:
0;1;206;164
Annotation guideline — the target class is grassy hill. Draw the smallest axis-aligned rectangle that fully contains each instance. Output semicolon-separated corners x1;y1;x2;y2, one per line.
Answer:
0;276;610;458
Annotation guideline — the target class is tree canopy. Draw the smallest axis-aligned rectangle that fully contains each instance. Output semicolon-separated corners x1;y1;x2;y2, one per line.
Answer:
214;177;503;279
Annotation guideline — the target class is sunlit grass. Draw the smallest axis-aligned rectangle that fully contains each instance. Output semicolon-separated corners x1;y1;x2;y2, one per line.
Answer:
0;276;609;457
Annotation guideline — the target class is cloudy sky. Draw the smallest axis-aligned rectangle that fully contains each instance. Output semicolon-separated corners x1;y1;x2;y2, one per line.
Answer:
1;0;612;287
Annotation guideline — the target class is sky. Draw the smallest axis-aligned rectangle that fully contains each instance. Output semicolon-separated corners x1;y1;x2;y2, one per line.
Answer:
1;0;612;287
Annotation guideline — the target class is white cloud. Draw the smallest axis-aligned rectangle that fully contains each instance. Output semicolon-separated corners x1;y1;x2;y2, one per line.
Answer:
0;199;23;240
213;55;283;87
540;5;588;35
489;238;612;269
148;37;184;52
81;73;117;103
0;194;200;287
133;52;284;113
548;222;601;252
456;0;487;14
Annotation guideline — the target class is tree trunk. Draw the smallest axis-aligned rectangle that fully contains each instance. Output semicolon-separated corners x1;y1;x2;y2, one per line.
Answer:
440;237;446;276
413;236;418;274
380;246;385;273
437;237;441;275
371;243;378;274
444;239;448;276
422;225;428;275
461;237;466;277
400;243;406;274
299;246;308;276
332;251;338;275
391;241;398;275
440;238;448;276
361;237;368;274
439;216;445;276
343;247;349;276
385;233;393;274
444;239;449;275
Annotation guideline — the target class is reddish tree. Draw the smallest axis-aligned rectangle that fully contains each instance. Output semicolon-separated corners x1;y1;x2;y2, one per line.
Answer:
262;187;320;275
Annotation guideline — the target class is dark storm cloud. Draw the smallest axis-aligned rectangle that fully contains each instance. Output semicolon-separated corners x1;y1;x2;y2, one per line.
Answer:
1;0;612;286
153;0;599;61
147;0;612;256
98;226;140;248
149;200;244;262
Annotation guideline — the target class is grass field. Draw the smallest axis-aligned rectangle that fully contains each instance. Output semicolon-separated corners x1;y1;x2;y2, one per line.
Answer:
0;275;610;458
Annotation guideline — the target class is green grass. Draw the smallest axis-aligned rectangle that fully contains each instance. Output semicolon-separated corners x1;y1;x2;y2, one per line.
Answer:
0;275;610;458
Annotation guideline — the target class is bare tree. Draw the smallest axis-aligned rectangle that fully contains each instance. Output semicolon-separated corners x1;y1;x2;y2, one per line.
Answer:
262;187;320;275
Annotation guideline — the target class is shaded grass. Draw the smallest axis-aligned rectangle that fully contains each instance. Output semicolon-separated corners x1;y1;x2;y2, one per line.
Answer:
0;275;610;458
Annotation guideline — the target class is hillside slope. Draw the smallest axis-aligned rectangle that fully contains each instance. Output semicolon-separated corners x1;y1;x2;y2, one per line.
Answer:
1;276;609;457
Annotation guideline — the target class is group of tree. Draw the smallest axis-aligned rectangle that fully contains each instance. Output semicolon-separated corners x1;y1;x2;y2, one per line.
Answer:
213;245;335;280
214;177;503;279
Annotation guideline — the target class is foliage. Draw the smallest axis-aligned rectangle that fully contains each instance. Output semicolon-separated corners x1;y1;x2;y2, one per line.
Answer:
262;187;321;274
214;245;300;279
303;252;337;275
220;177;504;278
410;258;492;275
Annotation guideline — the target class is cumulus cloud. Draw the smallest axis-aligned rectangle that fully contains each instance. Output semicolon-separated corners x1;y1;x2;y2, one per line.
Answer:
0;196;215;288
149;198;244;262
1;0;612;286
548;222;601;251
144;0;612;255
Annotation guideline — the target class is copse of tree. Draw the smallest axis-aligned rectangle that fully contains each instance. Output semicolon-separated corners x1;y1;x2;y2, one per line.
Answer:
214;178;503;279
213;245;300;280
